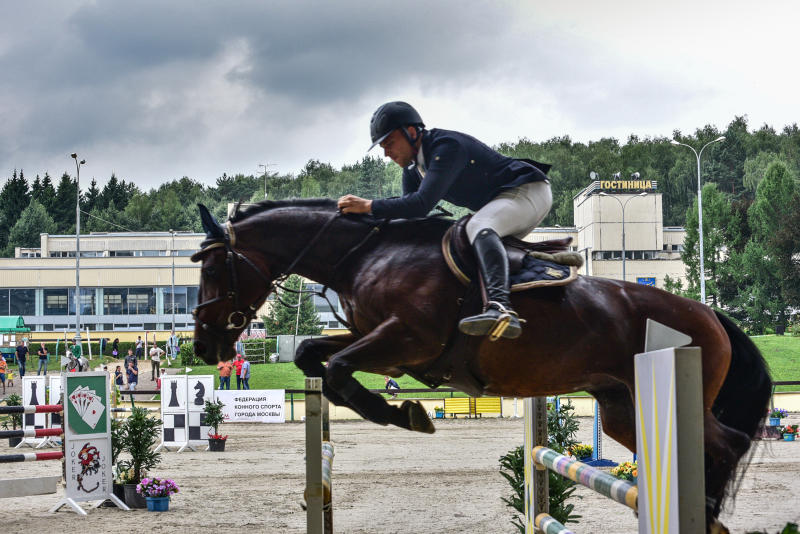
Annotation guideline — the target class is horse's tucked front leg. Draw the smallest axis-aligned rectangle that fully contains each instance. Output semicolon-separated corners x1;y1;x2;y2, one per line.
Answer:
325;317;436;434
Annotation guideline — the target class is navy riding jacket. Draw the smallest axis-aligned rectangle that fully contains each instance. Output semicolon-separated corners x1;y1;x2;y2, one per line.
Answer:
370;128;549;219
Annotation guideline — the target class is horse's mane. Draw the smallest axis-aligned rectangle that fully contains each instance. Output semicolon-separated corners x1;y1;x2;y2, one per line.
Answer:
228;197;455;236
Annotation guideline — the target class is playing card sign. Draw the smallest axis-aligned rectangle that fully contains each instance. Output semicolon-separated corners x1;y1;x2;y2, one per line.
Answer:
65;375;108;435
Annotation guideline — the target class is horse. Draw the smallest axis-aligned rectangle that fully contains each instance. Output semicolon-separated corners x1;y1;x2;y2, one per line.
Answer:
190;199;771;530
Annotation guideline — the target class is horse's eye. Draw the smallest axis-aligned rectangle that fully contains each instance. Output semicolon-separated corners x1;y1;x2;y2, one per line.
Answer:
204;266;218;279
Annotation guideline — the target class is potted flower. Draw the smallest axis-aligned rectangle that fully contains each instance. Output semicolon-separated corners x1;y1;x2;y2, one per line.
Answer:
204;399;227;452
0;393;23;447
120;406;163;508
769;408;788;426
567;443;593;461
610;461;638;483
136;477;179;512
434;406;444;419
781;424;797;442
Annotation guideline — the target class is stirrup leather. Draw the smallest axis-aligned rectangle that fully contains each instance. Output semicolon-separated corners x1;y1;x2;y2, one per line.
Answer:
485;302;523;342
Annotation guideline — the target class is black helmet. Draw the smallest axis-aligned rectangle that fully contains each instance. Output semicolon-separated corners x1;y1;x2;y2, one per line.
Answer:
369;101;424;150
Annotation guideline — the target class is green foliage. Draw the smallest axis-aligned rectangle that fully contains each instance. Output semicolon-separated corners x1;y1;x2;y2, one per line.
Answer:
4;199;57;255
499;402;582;532
110;417;124;466
0;169;31;249
263;274;322;335
203;399;225;436
120;407;162;484
745;522;799;534
0;393;23;430
180;342;197;366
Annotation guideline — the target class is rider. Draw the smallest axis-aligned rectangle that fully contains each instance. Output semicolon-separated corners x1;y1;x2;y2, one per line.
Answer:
338;101;553;339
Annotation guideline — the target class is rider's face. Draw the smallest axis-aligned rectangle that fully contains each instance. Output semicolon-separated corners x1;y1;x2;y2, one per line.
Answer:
380;127;417;167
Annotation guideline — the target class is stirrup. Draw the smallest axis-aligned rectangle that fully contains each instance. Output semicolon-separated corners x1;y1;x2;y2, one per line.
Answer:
485;302;519;341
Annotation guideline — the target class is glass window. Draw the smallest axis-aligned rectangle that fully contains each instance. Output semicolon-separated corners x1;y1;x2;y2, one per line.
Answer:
135;250;160;257
68;288;96;315
0;289;9;315
127;288;155;314
110;251;133;257
176;250;194;257
104;288;128;315
187;287;199;311
44;289;69;316
164;287;188;314
143;323;157;330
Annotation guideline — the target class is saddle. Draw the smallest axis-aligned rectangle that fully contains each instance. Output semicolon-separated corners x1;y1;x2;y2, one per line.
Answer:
442;216;583;291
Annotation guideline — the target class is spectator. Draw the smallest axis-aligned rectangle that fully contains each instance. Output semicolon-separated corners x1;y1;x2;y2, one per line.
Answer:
169;330;180;362
233;354;244;390
217;359;234;390
135;336;143;359
157;368;166;390
240;355;251;390
126;361;138;391
112;338;119;358
384;376;400;399
124;348;136;370
6;367;14;387
149;344;164;381
114;365;124;389
0;356;6;394
100;337;107;356
16;340;28;377
37;342;49;375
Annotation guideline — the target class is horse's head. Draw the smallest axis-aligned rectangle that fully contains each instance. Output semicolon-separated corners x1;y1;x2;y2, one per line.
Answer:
191;204;273;364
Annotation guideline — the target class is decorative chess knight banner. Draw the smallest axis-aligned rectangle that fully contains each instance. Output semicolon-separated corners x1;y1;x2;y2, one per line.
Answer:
157;374;214;452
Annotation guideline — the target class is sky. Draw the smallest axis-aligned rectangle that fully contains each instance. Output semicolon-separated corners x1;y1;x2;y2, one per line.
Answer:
1;1;798;190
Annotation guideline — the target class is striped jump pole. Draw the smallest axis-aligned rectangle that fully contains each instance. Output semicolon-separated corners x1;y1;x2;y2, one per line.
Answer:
0;405;63;415
536;513;576;534
0;428;64;440
0;451;64;464
532;446;638;510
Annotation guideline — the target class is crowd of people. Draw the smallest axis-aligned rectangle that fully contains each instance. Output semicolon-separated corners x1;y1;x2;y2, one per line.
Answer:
216;353;251;390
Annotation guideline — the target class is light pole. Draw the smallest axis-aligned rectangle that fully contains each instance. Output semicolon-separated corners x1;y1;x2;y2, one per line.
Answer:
170;229;176;333
70;153;85;346
599;190;648;282
670;136;725;304
258;164;272;199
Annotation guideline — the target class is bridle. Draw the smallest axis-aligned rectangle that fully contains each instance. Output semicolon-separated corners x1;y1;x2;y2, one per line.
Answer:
192;211;386;336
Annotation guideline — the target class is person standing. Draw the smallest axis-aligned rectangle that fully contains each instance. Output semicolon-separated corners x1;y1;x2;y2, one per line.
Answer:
37;343;49;375
0;356;7;394
15;340;28;377
233;354;244;390
100;337;107;356
240;355;251;390
149;344;164;381
135;336;143;360
169;330;180;362
126;361;138;391
217;360;233;390
114;365;124;389
112;337;119;358
124;348;136;370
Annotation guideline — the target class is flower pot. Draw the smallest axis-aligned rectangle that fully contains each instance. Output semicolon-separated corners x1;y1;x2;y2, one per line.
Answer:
769;417;781;426
208;437;227;452
783;434;796;442
577;455;591;462
113;482;126;502
8;436;22;448
123;483;147;509
146;496;170;512
434;411;444;419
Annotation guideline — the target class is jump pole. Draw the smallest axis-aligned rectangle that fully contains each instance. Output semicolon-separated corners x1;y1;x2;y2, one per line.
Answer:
525;320;705;534
304;377;334;534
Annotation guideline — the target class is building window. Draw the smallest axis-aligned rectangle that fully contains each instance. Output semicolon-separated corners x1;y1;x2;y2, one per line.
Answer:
104;288;127;314
68;288;96;315
164;287;188;314
134;250;160;257
127;288;155;314
0;290;9;315
49;251;76;258
44;289;69;316
109;251;134;257
175;250;194;257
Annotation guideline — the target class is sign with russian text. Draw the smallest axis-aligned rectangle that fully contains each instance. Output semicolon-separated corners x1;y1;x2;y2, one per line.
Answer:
215;389;285;423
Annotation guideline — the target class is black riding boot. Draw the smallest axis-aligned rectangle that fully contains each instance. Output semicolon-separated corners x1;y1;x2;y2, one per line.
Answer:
458;228;522;340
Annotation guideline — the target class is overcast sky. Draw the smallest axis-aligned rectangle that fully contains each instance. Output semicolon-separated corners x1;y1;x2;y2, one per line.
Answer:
2;1;797;189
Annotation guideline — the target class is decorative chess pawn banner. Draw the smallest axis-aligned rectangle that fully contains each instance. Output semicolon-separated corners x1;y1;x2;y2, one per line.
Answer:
156;374;214;452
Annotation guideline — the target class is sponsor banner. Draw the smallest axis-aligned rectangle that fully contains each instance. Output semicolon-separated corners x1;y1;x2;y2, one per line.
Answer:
215;390;285;423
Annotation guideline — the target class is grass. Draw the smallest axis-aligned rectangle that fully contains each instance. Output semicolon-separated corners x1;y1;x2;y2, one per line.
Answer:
183;334;800;397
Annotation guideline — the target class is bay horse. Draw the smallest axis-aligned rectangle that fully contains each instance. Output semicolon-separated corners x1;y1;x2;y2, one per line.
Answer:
190;199;771;530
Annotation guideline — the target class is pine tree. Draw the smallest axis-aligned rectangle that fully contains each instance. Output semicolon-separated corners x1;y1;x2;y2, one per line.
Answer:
5;199;57;255
263;275;322;335
52;173;79;233
39;173;57;213
83;178;101;213
0;169;31;253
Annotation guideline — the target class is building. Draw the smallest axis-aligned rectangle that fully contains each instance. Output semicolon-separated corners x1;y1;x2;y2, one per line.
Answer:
0;179;687;340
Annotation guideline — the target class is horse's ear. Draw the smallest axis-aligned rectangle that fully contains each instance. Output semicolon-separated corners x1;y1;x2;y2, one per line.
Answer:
198;203;224;240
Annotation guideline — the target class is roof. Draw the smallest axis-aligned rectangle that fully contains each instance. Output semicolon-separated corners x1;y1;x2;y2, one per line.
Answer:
0;316;31;332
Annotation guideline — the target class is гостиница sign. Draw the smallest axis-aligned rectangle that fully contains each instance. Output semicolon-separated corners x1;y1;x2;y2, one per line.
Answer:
215;390;285;423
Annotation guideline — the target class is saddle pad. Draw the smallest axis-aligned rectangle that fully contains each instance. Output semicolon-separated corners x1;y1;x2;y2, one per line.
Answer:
442;225;579;291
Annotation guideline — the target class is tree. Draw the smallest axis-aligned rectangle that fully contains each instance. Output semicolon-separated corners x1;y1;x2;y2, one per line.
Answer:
52;173;79;233
83;178;101;214
262;274;322;335
4;199;57;255
0;169;31;254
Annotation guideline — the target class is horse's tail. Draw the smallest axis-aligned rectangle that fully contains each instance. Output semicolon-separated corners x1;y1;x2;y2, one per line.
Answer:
711;310;772;439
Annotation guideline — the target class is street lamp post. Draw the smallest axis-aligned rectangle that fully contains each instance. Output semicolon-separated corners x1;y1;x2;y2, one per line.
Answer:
599;190;648;282
670;136;725;304
258;164;271;199
170;229;176;333
70;153;85;346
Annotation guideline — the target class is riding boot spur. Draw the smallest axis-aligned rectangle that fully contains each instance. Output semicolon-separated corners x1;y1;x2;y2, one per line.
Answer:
458;228;522;340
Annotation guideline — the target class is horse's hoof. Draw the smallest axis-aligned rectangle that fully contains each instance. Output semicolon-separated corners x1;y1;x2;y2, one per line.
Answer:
708;519;729;534
402;400;435;434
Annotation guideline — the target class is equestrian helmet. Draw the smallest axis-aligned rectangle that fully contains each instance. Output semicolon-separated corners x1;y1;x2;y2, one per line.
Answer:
369;101;424;150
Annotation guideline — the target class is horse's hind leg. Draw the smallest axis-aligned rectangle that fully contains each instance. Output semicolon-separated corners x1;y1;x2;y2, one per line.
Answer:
325;317;436;434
